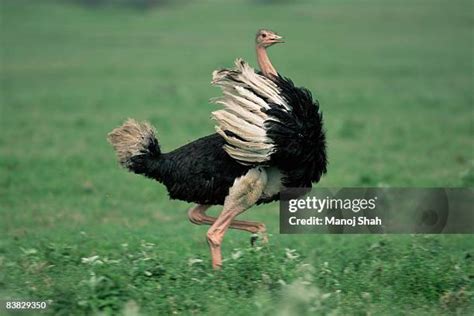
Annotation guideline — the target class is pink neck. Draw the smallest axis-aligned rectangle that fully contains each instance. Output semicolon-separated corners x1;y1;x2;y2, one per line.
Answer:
256;45;277;78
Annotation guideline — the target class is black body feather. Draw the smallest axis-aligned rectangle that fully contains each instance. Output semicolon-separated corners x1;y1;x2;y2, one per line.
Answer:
265;75;327;187
130;134;251;205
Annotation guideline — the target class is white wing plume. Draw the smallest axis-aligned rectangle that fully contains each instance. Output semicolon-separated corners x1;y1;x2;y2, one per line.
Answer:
211;59;290;165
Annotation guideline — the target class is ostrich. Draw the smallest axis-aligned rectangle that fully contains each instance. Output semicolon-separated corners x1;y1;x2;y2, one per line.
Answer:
108;29;327;269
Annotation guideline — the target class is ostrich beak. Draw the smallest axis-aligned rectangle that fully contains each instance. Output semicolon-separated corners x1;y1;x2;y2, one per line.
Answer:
272;34;284;43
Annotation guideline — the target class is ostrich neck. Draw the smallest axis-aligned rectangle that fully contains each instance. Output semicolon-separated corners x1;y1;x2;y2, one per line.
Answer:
256;46;277;78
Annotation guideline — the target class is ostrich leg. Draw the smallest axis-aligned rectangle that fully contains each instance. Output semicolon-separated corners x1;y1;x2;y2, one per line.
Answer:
188;204;268;244
206;168;267;269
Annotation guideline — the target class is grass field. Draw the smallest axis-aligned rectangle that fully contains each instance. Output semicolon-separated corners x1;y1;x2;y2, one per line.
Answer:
1;0;473;314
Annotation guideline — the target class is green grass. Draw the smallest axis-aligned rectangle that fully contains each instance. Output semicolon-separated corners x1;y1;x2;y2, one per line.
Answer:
1;0;473;314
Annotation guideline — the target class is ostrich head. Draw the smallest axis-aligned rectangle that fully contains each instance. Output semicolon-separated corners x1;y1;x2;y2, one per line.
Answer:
255;29;284;48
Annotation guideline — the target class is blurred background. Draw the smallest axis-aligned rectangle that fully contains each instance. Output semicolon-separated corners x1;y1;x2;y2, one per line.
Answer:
1;0;473;315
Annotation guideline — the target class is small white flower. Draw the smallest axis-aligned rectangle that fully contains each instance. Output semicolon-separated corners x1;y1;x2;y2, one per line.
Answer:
278;279;287;286
104;258;121;264
21;248;38;255
140;240;155;249
361;292;372;301
188;258;203;266
285;248;299;260
321;293;331;300
81;255;102;265
231;250;243;260
191;278;203;284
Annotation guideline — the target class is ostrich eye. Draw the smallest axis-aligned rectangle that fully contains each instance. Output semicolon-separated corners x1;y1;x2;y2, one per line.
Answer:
261;33;266;38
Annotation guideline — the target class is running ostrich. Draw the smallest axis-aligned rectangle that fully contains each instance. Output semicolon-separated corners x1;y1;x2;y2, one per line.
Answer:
108;29;327;269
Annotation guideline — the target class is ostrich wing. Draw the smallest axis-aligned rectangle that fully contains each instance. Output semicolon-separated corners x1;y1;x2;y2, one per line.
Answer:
211;59;326;182
211;59;287;165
